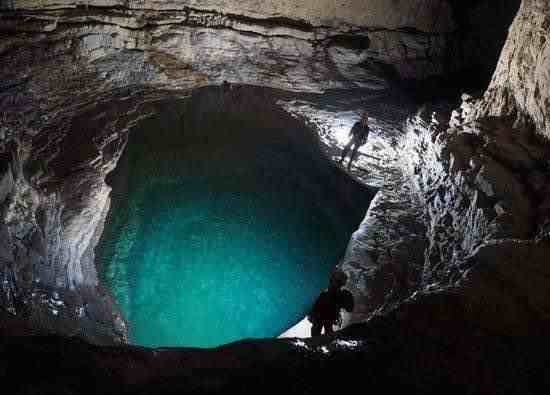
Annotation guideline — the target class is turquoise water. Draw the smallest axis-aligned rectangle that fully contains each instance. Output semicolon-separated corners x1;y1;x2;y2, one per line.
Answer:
97;97;362;348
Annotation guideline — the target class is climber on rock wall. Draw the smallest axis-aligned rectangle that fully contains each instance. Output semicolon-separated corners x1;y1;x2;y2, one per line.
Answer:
339;112;370;171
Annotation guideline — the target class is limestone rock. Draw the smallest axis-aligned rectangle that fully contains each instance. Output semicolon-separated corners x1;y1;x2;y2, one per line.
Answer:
474;0;550;138
3;0;456;32
402;110;550;287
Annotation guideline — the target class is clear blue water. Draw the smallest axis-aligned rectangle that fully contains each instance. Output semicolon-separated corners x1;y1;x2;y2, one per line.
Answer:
97;96;363;348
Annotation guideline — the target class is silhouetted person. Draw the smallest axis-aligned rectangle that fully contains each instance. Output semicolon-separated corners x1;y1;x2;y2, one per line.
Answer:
339;112;370;170
308;270;354;337
222;80;232;93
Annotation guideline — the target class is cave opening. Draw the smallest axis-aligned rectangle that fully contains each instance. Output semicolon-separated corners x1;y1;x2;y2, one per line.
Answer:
95;87;371;348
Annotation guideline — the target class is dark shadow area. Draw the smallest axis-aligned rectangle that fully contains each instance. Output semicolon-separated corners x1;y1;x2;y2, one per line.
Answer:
2;293;549;395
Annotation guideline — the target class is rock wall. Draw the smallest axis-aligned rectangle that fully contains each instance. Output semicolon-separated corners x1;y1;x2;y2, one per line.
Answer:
0;0;466;106
474;0;550;138
340;0;550;345
336;95;550;326
0;90;146;343
334;0;549;328
4;0;457;31
402;99;549;287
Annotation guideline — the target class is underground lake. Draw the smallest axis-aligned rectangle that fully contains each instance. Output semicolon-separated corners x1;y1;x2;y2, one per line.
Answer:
96;88;371;348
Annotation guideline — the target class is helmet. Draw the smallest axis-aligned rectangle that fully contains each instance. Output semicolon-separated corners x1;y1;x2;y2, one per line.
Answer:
329;270;348;288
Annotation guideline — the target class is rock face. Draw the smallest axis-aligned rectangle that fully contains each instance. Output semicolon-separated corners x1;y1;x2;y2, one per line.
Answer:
0;92;143;343
0;0;456;101
402;103;550;286
5;0;457;31
474;0;550;138
336;96;550;328
0;0;518;106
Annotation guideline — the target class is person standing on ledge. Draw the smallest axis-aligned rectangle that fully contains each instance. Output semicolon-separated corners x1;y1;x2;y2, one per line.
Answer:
339;112;370;170
307;270;354;337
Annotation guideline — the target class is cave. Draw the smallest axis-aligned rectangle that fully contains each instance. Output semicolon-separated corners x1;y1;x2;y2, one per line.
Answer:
2;0;550;394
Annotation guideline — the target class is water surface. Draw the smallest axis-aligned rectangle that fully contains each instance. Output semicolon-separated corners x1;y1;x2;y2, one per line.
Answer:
97;93;367;348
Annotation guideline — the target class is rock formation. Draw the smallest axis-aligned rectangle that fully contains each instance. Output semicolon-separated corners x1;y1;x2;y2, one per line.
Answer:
2;0;550;393
474;0;550;138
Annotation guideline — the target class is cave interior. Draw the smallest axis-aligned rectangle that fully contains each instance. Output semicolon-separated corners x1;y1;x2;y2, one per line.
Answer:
1;0;550;394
